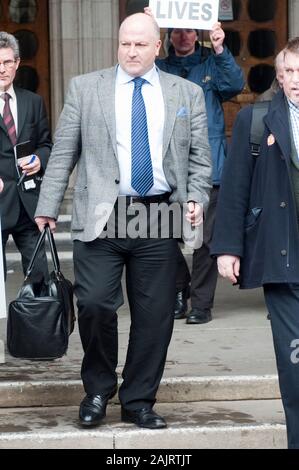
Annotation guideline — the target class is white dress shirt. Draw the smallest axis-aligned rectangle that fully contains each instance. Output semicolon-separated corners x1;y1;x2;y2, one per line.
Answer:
115;65;170;196
0;84;18;135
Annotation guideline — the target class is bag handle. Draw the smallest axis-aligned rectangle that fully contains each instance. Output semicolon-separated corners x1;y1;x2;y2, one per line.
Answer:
45;225;60;274
25;224;60;279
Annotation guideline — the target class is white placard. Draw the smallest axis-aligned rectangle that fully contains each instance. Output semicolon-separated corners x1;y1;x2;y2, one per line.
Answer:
149;0;219;30
0;218;6;318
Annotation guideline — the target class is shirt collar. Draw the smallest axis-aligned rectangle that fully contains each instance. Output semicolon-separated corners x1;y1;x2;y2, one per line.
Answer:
287;97;299;115
0;84;16;101
116;65;159;86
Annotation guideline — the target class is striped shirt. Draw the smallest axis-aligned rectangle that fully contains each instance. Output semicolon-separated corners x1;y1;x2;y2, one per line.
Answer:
288;98;299;160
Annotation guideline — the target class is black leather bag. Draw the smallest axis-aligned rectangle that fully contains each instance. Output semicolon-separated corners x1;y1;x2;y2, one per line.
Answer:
7;225;75;360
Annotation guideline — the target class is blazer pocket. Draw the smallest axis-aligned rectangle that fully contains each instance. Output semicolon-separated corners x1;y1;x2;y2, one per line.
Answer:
72;187;88;231
245;207;263;230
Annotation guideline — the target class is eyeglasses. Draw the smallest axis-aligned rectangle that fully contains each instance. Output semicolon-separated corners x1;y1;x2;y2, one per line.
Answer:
0;60;17;70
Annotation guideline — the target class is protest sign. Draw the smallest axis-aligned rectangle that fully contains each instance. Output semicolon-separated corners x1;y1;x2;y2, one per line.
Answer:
149;0;219;30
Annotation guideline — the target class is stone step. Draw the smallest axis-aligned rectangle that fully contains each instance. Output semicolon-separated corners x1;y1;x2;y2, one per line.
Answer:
0;399;286;449
6;233;73;256
6;215;72;255
0;375;280;408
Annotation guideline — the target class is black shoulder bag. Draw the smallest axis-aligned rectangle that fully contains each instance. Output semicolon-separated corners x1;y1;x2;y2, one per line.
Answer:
7;225;75;360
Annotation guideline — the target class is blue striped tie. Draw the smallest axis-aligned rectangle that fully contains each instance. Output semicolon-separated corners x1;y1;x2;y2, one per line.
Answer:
131;77;153;196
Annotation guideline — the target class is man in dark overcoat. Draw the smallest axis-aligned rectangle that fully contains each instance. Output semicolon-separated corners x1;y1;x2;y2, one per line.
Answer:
211;37;299;449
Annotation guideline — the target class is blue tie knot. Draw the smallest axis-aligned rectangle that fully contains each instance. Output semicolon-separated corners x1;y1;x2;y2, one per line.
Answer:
133;77;146;90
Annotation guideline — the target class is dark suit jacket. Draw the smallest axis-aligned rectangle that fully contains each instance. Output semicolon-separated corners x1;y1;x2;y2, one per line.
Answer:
211;90;299;288
0;87;52;230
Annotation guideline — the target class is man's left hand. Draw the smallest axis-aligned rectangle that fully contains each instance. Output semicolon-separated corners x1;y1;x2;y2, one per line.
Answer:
185;201;203;227
209;22;225;55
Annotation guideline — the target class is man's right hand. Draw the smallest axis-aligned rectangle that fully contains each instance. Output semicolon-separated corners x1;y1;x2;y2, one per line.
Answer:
35;216;56;233
217;255;240;284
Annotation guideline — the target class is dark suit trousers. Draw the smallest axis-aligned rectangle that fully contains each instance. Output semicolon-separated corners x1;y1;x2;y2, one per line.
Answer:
73;233;178;410
264;283;299;449
176;187;219;310
2;204;48;280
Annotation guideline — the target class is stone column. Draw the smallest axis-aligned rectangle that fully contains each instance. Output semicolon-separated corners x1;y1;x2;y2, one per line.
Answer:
48;0;119;209
49;0;119;127
289;0;299;38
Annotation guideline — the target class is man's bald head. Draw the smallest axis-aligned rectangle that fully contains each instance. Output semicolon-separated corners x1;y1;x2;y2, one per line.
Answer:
119;13;160;41
118;13;162;77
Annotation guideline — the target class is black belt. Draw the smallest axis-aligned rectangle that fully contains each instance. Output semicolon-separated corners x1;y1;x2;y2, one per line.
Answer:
118;193;171;206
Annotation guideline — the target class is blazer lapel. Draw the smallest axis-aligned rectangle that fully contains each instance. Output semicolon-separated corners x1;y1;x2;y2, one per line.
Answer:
97;67;118;157
15;87;28;140
0;114;8;136
264;92;291;160
96;68;179;159
0;93;9;137
159;71;179;158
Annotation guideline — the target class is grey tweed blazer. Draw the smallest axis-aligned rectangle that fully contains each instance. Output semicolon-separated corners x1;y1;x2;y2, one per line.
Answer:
35;66;212;241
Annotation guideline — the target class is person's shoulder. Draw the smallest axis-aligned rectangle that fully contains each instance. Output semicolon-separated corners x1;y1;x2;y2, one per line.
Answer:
71;66;115;85
155;57;166;67
14;86;44;103
159;68;201;91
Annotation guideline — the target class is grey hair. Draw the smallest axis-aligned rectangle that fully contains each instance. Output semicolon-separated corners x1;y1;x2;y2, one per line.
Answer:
274;49;285;70
0;31;20;59
285;37;299;57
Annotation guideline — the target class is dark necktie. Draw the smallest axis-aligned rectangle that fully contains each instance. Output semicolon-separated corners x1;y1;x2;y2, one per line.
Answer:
2;92;17;146
131;77;153;196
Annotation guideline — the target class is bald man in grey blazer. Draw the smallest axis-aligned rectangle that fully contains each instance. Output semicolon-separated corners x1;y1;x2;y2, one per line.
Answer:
35;13;211;429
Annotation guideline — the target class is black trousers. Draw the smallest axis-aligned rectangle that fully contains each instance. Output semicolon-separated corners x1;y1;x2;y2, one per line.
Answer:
264;283;299;449
2;204;48;280
73;234;178;410
176;187;219;310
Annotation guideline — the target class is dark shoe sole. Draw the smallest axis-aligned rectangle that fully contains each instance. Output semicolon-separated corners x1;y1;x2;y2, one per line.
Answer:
174;311;187;320
122;415;167;429
79;386;118;427
79;416;105;427
121;408;167;429
186;316;212;324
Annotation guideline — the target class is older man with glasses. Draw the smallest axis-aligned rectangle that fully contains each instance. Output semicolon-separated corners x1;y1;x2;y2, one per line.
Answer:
0;31;51;279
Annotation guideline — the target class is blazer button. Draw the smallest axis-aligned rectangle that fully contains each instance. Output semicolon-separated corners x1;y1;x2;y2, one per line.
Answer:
115;179;120;184
280;202;287;208
281;250;287;256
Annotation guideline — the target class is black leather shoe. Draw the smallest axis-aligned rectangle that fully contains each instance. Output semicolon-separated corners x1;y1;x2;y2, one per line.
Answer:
121;407;167;429
79;387;117;427
186;308;212;324
174;286;190;319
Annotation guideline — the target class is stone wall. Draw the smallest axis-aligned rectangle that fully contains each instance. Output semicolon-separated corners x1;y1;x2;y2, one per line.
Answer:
49;0;119;128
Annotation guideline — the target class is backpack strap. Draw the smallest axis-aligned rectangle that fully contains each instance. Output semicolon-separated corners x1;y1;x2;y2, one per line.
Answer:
250;101;271;157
